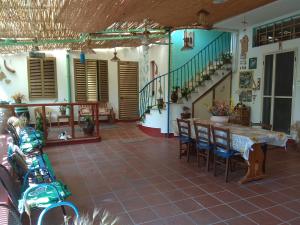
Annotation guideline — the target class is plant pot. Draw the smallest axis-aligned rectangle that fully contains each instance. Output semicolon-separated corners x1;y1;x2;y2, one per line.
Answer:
210;116;229;123
157;98;164;107
181;113;191;119
171;92;178;103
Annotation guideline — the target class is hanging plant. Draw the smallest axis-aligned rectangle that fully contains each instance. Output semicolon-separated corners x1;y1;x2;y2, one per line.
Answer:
171;86;180;103
181;87;192;101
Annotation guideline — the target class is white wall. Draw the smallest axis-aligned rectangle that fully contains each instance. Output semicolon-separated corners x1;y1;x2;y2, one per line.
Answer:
0;45;169;120
232;13;300;126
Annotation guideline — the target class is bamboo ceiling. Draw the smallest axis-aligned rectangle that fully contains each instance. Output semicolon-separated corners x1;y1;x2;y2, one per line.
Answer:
0;0;276;53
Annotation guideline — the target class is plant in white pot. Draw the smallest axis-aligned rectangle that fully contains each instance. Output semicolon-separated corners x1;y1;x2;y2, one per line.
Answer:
209;101;232;123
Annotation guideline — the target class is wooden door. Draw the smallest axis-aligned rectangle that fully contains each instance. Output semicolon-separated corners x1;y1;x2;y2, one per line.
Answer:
118;61;139;120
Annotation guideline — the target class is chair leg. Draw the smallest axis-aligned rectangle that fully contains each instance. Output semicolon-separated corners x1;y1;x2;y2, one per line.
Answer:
213;154;217;176
206;150;210;172
187;144;190;162
225;158;230;183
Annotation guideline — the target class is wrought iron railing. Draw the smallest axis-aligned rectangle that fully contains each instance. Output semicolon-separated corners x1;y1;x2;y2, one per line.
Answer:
139;32;232;118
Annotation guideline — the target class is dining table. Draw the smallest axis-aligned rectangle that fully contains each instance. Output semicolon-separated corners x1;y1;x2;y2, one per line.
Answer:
172;118;289;184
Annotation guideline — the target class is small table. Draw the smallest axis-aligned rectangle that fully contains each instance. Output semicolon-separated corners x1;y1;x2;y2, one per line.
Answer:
57;115;70;127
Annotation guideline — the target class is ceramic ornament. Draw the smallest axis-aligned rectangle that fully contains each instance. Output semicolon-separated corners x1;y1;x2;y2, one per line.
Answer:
4;59;16;73
0;71;6;81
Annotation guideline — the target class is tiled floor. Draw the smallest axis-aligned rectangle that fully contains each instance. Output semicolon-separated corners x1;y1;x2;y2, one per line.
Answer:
26;123;300;224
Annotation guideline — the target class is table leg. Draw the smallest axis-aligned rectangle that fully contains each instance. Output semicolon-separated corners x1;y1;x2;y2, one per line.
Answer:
239;143;266;184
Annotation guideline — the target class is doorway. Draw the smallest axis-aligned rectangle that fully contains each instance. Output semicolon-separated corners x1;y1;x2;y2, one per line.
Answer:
262;51;295;133
118;61;139;120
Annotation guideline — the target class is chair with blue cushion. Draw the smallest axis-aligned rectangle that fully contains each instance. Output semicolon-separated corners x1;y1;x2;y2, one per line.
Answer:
194;122;213;171
177;119;194;161
211;126;241;182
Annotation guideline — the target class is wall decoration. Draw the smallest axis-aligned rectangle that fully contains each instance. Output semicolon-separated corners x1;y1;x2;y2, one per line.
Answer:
181;30;194;50
249;57;257;69
0;71;6;81
239;90;252;102
4;59;16;73
5;79;11;84
240;35;249;57
239;71;253;89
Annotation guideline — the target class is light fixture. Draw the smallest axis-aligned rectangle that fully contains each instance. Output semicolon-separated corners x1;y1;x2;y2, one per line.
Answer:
241;16;248;32
197;9;210;28
110;48;120;62
212;0;228;4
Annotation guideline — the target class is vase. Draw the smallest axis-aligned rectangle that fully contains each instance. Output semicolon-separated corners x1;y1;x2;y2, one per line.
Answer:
210;116;229;123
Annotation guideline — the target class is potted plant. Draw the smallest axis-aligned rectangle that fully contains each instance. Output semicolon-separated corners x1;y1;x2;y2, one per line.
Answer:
11;92;25;104
171;86;180;103
209;101;232;123
181;106;191;119
59;105;67;116
181;87;192;101
82;115;95;135
157;99;164;113
221;52;232;65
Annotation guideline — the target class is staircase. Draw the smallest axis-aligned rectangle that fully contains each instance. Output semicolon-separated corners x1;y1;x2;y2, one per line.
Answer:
139;32;232;134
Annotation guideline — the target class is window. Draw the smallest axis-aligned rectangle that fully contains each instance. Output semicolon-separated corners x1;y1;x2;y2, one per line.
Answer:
253;14;300;47
27;57;57;99
74;59;108;102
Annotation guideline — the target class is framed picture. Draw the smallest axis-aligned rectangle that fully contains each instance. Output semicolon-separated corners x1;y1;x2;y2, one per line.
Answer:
249;57;257;69
239;90;252;102
239;71;253;89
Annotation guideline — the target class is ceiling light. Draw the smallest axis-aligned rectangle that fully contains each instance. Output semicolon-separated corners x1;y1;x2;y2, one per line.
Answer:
212;0;228;4
110;48;120;62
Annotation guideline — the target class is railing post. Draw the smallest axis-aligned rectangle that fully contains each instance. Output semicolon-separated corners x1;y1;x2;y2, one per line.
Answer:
167;29;171;136
41;106;47;140
70;104;75;139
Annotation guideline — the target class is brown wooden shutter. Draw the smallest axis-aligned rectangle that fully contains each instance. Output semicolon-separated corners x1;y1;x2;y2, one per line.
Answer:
118;61;139;120
28;58;43;98
74;59;87;101
28;57;57;99
42;58;57;98
86;59;98;101
98;60;109;102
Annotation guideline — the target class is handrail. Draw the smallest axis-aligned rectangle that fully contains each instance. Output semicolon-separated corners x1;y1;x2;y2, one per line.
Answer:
139;32;231;118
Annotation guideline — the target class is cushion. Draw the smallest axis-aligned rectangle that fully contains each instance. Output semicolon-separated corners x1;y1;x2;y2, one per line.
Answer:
214;147;240;158
196;141;213;151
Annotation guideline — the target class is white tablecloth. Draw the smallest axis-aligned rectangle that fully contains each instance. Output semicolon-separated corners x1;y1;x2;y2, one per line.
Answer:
173;119;288;160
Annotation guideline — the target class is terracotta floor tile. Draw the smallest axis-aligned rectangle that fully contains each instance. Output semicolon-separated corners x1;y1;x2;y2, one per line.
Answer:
226;216;257;225
266;205;299;221
193;195;223;208
152;203;182;218
246;211;283;225
143;193;170;206
246;195;277;209
128;207;158;224
229;199;259;214
122;197;148;212
174;199;202;213
164;214;195;225
213;190;241;203
19;122;300;225
188;209;220;225
209;204;240;220
114;213;134;225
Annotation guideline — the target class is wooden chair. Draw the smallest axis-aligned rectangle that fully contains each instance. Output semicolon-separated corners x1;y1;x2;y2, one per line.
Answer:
177;119;194;161
98;102;115;123
78;105;94;125
194;122;213;171
211;126;241;182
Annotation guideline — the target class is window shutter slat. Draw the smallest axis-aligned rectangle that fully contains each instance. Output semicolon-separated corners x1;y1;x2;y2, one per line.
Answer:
98;60;109;102
86;60;98;102
74;59;87;102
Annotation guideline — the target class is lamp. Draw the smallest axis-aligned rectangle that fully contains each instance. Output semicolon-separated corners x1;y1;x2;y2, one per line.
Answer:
110;48;120;62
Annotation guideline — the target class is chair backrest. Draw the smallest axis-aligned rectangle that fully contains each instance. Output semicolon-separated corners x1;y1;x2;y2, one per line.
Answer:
79;105;93;115
177;119;191;138
37;201;80;225
251;122;272;130
211;126;231;151
0;165;21;210
0;203;22;225
194;121;211;145
6;123;19;146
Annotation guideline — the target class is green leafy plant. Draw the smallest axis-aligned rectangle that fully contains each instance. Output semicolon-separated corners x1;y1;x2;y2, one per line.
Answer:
145;105;152;114
157;98;164;113
181;87;192;101
35;113;44;132
202;74;211;81
171;86;180;103
221;52;232;64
